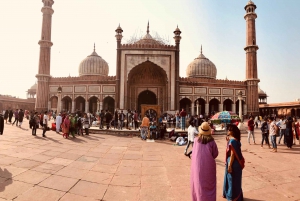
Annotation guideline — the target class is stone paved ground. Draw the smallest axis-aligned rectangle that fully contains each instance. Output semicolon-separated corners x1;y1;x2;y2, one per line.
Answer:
0;119;300;201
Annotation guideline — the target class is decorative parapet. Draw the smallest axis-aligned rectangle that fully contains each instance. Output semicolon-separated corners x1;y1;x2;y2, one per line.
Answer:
120;43;176;50
49;75;116;83
179;77;247;86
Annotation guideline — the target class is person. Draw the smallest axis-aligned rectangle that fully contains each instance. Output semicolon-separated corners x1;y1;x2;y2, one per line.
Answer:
176;112;180;129
99;110;104;129
42;111;48;137
149;122;157;139
69;115;76;138
285;117;293;148
191;122;219;201
0;114;4;135
223;124;245;201
77;115;83;136
55;113;62;133
295;117;300;145
184;120;198;158
114;109;118;129
269;117;277;152
8;110;13;123
260;118;270;148
292;117;299;145
12;109;19;126
4;110;8;124
119;110;125;130
83;114;90;135
174;136;187;146
133;110;138;130
62;115;70;138
140;115;150;140
278;116;286;144
105;110;112;129
18;109;24;128
179;108;187;131
31;112;39;136
247;116;256;145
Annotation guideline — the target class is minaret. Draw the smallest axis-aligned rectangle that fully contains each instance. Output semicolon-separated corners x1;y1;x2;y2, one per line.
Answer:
115;24;123;109
244;1;260;116
173;26;182;110
35;0;54;112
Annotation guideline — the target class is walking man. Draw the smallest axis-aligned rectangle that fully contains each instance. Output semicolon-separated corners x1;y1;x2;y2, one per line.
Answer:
0;113;4;135
278;116;286;144
12;109;19;126
18;109;24;128
247;116;256;145
42;111;48;137
99;110;104;129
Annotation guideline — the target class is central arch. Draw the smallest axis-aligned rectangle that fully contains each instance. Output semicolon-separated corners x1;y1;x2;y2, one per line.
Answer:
137;90;157;112
127;61;168;111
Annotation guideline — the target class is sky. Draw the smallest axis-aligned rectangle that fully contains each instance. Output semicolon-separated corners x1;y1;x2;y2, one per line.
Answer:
0;0;299;103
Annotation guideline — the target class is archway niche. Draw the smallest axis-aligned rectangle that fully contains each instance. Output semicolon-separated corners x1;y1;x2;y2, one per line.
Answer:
50;96;58;110
127;60;167;111
209;98;219;115
103;97;115;113
179;98;191;115
61;96;72;112
137;90;157;112
194;98;206;115
89;96;98;113
75;96;85;113
223;99;233;111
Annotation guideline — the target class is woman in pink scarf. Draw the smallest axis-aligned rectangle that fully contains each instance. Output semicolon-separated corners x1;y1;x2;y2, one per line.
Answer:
62;115;70;138
191;122;219;201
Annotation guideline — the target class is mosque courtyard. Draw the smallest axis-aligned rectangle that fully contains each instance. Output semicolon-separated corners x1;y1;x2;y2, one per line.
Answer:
0;120;299;201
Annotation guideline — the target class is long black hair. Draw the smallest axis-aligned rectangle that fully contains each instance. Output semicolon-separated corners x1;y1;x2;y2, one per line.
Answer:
227;124;241;142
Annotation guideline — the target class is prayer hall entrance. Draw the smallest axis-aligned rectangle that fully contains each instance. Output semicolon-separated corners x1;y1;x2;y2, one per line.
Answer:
127;61;168;112
138;90;157;112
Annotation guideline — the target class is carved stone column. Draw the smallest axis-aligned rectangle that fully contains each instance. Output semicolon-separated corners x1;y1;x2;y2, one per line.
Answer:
205;104;209;116
85;101;89;113
71;101;75;113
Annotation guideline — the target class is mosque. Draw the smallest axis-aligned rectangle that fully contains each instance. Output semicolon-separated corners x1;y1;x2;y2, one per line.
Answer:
31;0;261;116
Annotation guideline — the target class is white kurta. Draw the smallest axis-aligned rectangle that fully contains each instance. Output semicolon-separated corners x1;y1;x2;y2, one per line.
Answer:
56;116;62;131
188;125;198;142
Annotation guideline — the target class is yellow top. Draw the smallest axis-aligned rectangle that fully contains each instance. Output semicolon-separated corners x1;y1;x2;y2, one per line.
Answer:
140;117;150;127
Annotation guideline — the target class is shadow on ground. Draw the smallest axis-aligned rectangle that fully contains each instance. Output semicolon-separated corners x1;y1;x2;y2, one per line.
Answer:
0;168;13;192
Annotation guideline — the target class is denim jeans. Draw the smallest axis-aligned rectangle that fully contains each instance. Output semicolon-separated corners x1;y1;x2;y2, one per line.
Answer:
120;120;124;130
278;129;286;144
271;135;277;148
248;130;255;143
261;133;269;145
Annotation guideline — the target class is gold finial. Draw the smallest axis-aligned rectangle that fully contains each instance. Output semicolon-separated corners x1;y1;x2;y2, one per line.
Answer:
93;43;95;52
147;21;149;34
201;45;202;54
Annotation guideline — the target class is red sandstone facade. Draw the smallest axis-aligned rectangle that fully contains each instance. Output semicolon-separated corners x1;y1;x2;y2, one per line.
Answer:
33;1;260;116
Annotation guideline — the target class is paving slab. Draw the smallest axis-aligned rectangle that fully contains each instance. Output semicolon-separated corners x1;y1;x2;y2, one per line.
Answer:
0;120;299;200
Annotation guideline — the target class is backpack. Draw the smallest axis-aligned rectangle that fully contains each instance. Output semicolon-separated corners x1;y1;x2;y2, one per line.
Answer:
261;122;268;134
273;124;279;136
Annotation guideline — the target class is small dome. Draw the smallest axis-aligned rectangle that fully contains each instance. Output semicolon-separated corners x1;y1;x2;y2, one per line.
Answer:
186;47;217;79
134;22;164;46
258;86;266;95
30;83;37;90
78;46;109;77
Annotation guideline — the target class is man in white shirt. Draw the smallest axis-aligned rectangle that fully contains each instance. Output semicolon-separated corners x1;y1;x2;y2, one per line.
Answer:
42;111;49;137
277;116;286;145
184;121;199;158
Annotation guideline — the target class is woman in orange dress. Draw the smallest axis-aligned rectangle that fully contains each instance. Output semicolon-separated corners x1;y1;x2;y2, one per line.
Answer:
62;115;70;138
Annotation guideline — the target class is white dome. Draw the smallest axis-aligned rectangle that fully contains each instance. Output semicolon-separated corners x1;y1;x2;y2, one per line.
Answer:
186;48;217;79
78;48;109;77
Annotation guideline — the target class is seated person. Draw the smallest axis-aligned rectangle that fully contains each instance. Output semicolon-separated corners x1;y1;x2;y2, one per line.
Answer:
149;122;157;139
174;136;188;146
